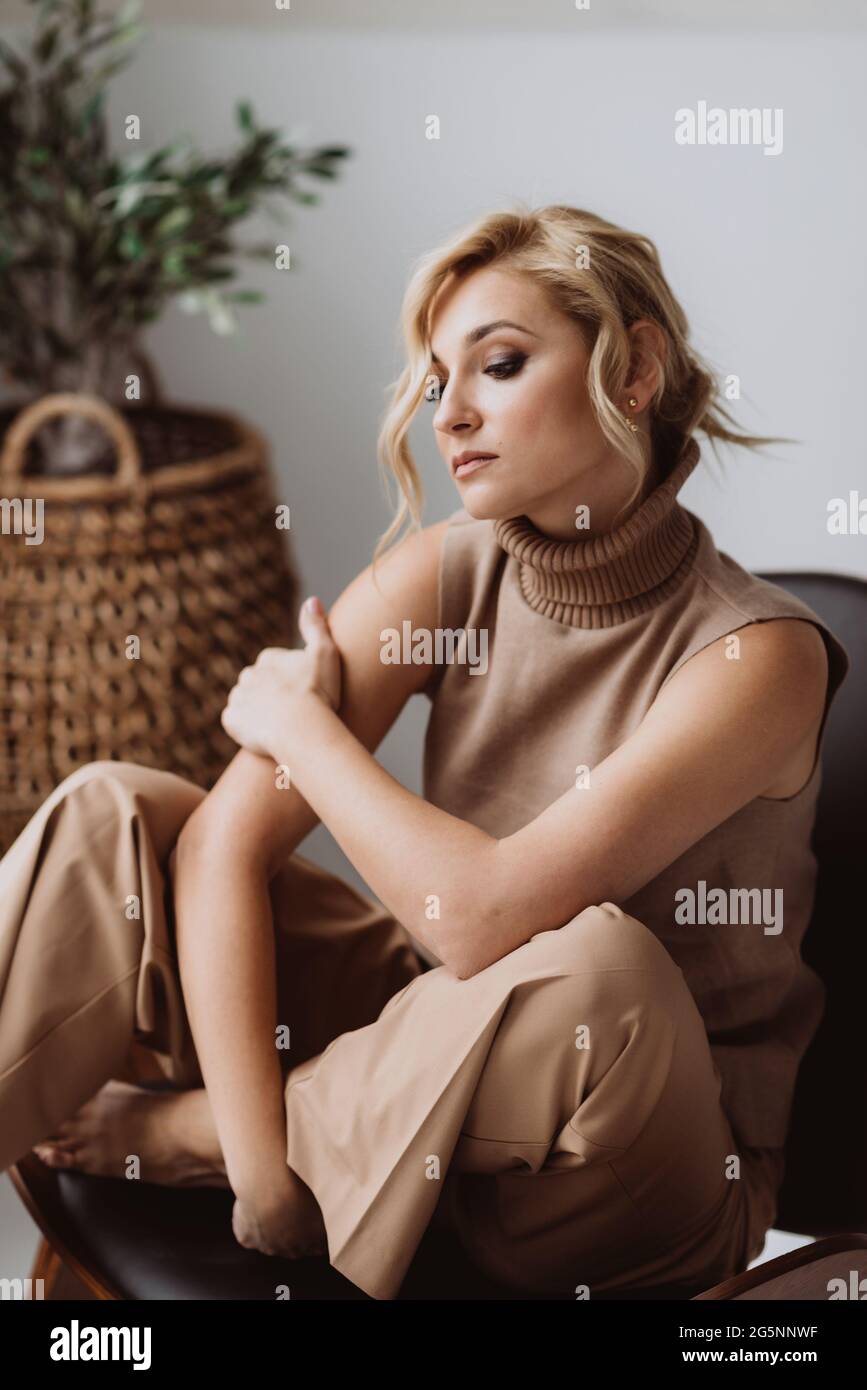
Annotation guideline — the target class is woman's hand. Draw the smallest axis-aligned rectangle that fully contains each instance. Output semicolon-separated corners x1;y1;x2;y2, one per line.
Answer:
220;596;342;759
231;1169;328;1260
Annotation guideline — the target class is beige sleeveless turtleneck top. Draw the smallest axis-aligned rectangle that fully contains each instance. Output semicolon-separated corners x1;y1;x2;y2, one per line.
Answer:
418;436;850;1154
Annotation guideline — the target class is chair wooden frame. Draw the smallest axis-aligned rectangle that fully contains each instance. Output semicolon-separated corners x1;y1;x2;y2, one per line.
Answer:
10;1154;121;1300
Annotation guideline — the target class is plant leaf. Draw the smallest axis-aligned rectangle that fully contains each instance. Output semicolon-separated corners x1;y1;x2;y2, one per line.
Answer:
154;206;193;238
119;230;145;260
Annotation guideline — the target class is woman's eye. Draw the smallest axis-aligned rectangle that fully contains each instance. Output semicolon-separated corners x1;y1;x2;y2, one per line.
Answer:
484;354;526;379
425;354;525;401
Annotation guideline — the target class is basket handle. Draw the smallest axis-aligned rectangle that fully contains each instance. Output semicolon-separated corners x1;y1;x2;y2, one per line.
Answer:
0;392;143;487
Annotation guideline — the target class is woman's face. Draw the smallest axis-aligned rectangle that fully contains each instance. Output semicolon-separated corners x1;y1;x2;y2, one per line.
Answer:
427;264;648;540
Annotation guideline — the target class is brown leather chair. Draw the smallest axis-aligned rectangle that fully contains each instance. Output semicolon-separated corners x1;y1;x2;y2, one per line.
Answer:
9;570;867;1301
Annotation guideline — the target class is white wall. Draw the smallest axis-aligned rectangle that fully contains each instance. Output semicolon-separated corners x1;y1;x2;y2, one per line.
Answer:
126;19;867;583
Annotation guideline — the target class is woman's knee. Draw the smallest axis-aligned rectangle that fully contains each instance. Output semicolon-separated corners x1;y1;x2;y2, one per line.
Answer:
58;758;189;797
520;900;675;982
456;903;684;1068
50;759;206;854
452;911;684;1168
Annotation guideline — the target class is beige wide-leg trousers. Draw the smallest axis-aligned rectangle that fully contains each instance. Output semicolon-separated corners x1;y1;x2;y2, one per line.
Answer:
0;760;781;1301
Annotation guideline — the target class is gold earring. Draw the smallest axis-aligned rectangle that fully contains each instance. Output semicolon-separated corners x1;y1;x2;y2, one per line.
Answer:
623;397;639;433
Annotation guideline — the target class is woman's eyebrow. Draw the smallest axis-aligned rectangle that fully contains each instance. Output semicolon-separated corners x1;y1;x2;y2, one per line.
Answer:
430;319;540;365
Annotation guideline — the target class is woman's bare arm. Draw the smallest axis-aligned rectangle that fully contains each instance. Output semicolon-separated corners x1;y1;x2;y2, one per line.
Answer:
468;617;829;974
264;617;829;980
171;521;447;1203
177;520;448;876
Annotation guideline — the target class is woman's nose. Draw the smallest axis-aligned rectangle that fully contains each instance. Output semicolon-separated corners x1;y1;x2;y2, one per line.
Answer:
433;384;481;435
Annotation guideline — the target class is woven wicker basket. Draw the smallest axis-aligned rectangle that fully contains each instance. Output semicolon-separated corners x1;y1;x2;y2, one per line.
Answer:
0;392;300;856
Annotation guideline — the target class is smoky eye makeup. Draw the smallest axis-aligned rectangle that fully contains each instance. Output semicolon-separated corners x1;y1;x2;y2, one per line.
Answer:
426;348;528;399
484;351;527;378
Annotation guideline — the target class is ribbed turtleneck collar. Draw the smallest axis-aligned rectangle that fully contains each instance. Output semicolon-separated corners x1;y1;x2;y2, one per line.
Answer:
492;436;702;629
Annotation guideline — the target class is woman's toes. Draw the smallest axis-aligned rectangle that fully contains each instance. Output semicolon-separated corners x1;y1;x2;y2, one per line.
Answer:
37;1128;78;1146
33;1144;77;1168
33;1128;79;1155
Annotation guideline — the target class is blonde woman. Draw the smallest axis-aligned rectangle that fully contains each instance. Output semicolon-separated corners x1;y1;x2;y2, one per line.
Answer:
0;205;850;1301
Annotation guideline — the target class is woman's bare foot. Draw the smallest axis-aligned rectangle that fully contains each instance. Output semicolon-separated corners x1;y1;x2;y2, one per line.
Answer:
32;1079;229;1188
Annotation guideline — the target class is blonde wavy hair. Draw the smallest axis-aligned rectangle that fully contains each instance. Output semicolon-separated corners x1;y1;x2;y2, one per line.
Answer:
373;202;789;575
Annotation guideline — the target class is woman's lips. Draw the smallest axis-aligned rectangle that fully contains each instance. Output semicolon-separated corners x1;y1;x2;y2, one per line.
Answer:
454;455;498;479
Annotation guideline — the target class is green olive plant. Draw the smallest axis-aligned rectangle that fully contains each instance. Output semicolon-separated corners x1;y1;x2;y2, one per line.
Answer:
0;0;350;471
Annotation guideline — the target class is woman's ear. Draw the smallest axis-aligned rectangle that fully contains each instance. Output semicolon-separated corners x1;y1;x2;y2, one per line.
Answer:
625;319;667;405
